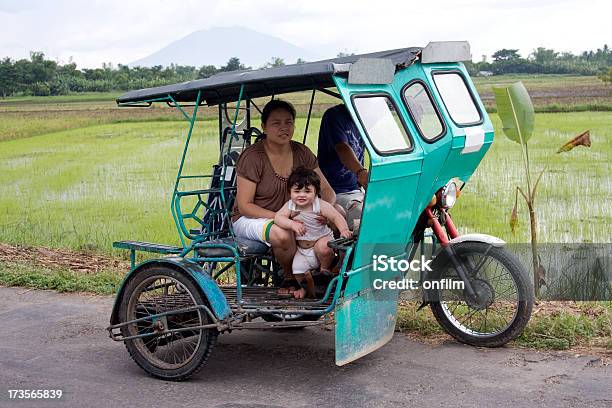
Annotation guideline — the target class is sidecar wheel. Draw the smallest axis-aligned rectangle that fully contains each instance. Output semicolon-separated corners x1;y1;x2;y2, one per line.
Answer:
429;241;533;347
118;266;218;381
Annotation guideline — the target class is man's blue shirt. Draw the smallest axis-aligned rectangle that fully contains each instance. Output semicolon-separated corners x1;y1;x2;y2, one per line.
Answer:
317;104;365;193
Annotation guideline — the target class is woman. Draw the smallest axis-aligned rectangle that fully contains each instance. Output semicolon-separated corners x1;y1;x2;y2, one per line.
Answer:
232;100;336;292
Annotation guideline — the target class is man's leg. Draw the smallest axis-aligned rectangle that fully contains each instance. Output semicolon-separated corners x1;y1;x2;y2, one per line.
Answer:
336;190;364;231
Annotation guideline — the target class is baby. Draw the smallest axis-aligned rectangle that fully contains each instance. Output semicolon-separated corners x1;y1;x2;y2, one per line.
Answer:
275;167;351;299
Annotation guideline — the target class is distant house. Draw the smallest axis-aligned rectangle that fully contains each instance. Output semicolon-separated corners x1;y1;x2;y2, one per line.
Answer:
478;71;494;77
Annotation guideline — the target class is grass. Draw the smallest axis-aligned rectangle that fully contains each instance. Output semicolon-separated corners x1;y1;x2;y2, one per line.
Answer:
1;258;608;353
0;92;120;104
473;74;611;112
0;120;212;253
396;301;612;351
0;76;610;353
472;74;607;89
0;117;325;257
453;111;612;244
0;95;336;143
0;105;187;142
3;111;609;258
517;304;611;350
486;103;612;113
1;74;609;143
0;261;123;295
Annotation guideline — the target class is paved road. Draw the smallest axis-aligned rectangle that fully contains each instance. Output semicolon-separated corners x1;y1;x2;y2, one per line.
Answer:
0;287;609;408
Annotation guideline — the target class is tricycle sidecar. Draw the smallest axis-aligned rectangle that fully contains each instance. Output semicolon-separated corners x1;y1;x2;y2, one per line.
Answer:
107;41;533;380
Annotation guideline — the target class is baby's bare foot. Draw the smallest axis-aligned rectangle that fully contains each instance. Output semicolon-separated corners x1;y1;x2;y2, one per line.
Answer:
293;287;307;299
278;286;296;295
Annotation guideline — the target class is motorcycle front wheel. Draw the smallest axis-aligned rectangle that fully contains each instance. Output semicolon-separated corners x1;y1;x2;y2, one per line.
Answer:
429;241;534;347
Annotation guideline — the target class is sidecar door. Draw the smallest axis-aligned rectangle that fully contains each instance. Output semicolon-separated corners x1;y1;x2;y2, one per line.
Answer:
332;66;425;366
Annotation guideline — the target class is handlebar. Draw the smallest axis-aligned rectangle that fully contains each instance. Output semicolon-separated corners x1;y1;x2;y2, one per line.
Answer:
327;236;356;251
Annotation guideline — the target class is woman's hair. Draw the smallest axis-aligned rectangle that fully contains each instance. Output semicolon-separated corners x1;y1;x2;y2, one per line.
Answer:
287;166;321;195
261;99;296;124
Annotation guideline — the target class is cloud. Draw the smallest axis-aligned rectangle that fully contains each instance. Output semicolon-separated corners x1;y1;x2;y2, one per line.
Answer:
0;0;40;13
0;0;609;67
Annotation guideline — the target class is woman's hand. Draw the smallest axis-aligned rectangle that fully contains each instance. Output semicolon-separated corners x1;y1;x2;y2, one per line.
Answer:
292;220;306;236
315;214;329;226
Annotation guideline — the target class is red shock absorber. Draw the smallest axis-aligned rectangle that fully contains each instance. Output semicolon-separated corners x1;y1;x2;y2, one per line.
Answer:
444;210;459;239
425;208;449;245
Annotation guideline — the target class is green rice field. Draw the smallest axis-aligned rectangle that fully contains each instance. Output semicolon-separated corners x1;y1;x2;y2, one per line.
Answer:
0;107;610;256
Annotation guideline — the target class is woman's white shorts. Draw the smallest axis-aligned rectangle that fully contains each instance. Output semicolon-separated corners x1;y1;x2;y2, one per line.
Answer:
232;216;274;245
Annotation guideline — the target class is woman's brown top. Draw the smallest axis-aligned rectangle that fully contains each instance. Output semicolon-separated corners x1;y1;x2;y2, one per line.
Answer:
231;140;318;222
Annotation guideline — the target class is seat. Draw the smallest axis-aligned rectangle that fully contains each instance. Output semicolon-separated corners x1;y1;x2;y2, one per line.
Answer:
113;240;182;254
196;236;270;257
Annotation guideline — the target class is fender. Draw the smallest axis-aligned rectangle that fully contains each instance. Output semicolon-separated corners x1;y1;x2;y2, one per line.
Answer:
428;233;505;272
109;257;231;325
446;233;505;247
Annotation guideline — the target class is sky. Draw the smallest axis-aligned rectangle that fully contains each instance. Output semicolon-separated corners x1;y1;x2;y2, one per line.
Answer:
0;0;610;68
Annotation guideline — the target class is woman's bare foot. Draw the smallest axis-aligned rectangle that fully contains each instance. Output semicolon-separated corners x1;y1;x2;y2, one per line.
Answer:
293;287;307;299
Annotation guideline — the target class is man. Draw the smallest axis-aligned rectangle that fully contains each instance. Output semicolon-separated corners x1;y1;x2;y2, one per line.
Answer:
317;104;367;230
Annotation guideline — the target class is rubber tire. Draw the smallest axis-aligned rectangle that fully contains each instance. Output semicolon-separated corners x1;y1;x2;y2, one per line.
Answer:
118;266;218;381
429;241;534;347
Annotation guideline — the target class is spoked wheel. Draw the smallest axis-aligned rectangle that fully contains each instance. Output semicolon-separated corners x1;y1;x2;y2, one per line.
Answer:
118;266;218;381
429;241;534;347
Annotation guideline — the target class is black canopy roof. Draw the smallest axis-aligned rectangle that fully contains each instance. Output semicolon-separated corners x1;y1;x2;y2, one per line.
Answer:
117;47;421;106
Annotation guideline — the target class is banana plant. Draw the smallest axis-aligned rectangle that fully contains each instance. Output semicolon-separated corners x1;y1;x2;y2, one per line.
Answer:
493;82;591;298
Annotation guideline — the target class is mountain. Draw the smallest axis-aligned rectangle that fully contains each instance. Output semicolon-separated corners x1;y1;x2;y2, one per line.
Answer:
129;26;324;68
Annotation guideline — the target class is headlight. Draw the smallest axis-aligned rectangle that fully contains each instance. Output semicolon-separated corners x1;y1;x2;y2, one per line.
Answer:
439;181;457;208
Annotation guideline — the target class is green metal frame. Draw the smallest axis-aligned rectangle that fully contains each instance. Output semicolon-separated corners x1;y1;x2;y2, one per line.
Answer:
113;84;347;311
111;60;495;365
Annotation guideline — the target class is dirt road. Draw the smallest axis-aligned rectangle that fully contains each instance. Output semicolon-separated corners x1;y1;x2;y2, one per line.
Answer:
0;286;609;408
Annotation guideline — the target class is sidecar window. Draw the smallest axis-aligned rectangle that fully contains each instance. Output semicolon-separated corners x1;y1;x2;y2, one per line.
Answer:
352;95;412;154
402;81;444;141
433;72;482;126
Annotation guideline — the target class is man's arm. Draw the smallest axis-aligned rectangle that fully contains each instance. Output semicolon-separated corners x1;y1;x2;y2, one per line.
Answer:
335;142;368;187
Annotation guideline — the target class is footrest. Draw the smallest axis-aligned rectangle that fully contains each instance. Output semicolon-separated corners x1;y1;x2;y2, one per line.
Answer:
113;240;182;255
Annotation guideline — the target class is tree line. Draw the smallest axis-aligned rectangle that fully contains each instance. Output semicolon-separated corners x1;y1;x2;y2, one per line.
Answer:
465;45;611;76
0;46;610;97
0;54;262;97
